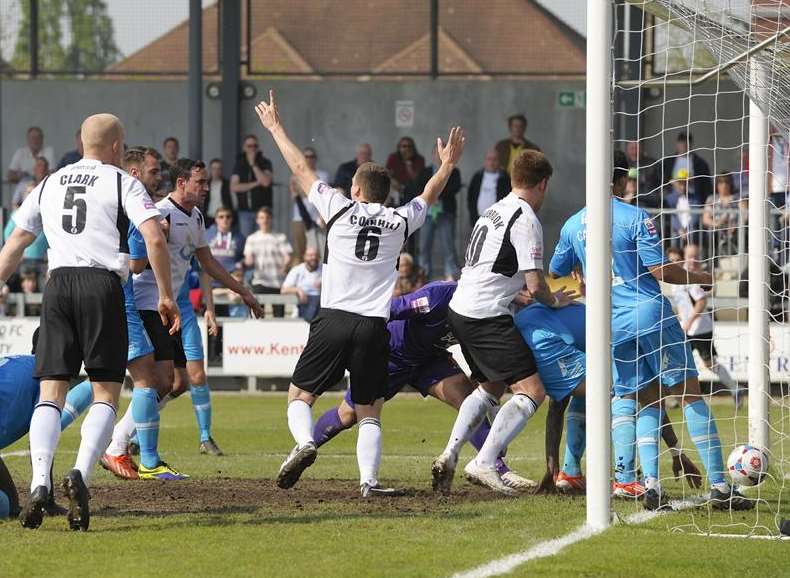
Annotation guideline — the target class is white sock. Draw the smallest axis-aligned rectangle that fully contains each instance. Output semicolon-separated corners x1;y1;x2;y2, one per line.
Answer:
29;402;62;492
476;394;539;468
287;400;314;448
645;476;661;492
106;402;136;456
357;417;382;486
444;386;498;457
74;402;116;486
714;364;737;393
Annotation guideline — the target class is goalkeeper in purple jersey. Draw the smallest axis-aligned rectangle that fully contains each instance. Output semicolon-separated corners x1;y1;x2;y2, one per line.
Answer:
302;281;535;492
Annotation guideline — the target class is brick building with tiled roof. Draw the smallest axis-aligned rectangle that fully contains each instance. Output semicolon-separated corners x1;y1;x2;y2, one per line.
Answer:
111;0;585;77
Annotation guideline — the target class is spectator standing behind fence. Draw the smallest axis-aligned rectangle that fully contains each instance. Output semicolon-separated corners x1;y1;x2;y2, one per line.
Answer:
290;147;327;264
409;145;461;280
387;137;425;205
665;169;697;247
160;136;179;194
769;125;789;209
494;114;540;175
662;131;712;206
207;207;245;281
624;140;661;208
333;143;372;193
7;127;54;184
58;129;83;169
281;247;322;322
467;149;510;226
702;173;741;256
244;207;292;317
12;156;50;208
205;159;232;227
232;135;274;238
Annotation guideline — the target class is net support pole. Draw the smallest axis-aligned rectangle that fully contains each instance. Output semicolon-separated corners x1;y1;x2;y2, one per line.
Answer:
585;0;612;531
747;60;770;451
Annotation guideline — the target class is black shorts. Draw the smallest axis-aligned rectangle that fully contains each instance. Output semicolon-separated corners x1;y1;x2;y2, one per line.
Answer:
139;310;186;368
688;331;717;361
447;308;537;385
35;267;127;383
291;308;389;405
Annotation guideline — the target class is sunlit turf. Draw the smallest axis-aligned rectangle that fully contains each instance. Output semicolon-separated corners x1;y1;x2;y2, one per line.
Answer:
0;393;787;577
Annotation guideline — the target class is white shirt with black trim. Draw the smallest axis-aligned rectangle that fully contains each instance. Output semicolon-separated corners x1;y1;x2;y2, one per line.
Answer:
13;158;160;282
133;196;208;311
450;192;543;319
308;180;427;319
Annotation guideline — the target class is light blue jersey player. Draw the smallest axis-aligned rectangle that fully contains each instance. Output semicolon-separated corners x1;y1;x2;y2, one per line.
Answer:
0;349;94;518
548;150;752;511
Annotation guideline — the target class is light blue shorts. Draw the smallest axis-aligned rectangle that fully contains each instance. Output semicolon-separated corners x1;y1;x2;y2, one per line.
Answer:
612;320;698;397
180;307;205;362
533;340;585;402
127;307;154;362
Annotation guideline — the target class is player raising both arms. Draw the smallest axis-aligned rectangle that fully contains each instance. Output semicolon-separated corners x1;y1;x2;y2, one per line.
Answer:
0;114;180;530
306;281;535;492
549;150;752;511
432;150;574;496
255;90;465;496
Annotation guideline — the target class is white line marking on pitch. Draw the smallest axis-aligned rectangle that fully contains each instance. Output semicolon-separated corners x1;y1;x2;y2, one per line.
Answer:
0;450;30;458
451;499;700;578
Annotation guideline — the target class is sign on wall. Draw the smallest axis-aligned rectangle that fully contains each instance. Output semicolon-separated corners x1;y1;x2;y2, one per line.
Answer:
395;100;415;128
222;320;310;377
0;319;38;356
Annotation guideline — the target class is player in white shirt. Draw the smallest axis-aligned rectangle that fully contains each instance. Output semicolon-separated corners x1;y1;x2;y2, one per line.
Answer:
0;114;179;530
255;90;465;496
667;244;739;406
116;159;263;480
433;150;575;495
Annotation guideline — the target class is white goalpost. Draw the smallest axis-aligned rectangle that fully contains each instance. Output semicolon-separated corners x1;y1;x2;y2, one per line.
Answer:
586;0;789;537
586;0;614;531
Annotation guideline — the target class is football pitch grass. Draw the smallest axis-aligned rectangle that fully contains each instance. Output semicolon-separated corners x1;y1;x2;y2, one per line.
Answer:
1;393;787;577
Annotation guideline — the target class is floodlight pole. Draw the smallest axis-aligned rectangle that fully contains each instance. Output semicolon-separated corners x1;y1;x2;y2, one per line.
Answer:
188;0;203;161
748;59;770;451
586;0;613;530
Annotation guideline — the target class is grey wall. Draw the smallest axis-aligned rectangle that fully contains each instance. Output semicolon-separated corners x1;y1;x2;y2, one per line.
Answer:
1;78;586;257
0;77;752;264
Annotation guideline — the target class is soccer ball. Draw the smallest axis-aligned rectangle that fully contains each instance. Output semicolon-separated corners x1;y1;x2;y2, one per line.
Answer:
726;445;769;487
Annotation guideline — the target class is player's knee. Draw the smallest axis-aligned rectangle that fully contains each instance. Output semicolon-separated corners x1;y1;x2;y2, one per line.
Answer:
186;363;206;385
338;402;357;427
288;385;316;406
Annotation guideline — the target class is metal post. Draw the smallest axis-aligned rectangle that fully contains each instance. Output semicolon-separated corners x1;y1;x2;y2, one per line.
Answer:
30;0;39;77
429;0;439;79
748;59;770;451
221;0;241;173
586;0;613;530
188;0;203;160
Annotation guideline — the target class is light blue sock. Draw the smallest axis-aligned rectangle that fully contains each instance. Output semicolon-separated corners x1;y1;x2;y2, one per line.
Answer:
612;397;637;483
61;379;93;430
562;396;586;476
636;405;662;482
132;387;161;469
684;400;726;486
190;384;212;442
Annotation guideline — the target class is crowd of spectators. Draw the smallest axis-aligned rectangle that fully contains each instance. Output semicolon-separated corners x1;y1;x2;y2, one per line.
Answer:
6;117;790;321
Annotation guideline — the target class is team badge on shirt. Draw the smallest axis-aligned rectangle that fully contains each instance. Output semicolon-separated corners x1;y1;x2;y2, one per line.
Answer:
644;218;657;236
410;296;431;314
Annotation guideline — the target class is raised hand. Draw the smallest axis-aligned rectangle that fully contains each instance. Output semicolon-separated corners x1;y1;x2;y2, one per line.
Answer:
255;90;281;133
437;126;466;166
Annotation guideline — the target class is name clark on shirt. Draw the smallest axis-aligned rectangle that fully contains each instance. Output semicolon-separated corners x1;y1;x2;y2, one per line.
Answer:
60;173;100;187
349;214;401;230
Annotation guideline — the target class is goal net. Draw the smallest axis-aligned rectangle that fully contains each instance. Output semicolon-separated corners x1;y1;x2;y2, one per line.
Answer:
609;0;789;538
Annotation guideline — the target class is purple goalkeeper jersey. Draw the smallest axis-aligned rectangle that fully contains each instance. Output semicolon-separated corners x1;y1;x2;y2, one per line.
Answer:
388;281;458;370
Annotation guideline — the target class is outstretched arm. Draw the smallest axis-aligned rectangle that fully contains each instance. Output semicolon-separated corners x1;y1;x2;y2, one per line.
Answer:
418;127;466;207
255;90;318;196
649;262;712;286
195;246;264;318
